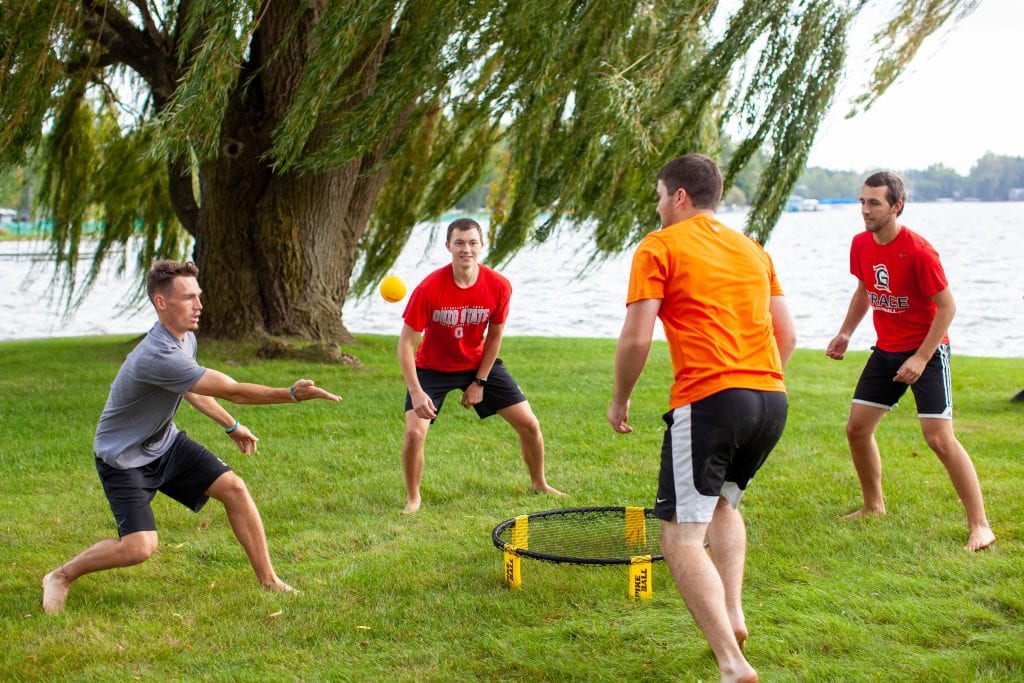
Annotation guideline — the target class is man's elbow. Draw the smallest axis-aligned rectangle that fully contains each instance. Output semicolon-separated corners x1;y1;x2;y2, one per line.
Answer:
783;329;798;354
775;329;797;360
206;382;247;404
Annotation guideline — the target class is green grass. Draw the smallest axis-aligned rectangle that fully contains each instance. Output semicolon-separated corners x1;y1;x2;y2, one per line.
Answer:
1;335;1022;681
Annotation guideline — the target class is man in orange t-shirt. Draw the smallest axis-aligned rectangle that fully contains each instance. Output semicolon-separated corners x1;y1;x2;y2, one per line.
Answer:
609;153;796;683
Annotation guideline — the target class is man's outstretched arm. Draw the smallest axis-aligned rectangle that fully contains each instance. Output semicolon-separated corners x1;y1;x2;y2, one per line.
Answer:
190;369;342;405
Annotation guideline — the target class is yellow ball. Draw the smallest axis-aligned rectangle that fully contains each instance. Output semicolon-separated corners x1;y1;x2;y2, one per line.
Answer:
379;275;407;303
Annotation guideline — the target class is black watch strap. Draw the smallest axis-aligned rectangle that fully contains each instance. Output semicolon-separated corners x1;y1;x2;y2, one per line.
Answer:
473;377;488;386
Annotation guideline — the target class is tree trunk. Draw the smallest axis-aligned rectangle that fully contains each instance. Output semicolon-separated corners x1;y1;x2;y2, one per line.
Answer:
192;146;382;344
185;0;399;344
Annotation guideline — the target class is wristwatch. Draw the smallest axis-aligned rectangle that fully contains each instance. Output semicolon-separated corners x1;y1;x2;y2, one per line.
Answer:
473;377;488;386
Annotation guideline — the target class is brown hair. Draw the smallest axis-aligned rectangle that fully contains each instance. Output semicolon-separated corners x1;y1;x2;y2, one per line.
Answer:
656;153;723;210
864;171;907;216
446;217;484;243
146;260;199;300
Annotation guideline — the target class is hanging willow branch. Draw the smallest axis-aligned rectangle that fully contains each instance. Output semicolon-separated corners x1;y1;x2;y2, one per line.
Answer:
0;0;981;309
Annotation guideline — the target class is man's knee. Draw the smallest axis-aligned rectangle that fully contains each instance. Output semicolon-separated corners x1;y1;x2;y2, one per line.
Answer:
207;471;250;503
846;417;876;444
505;405;541;437
403;417;430;447
121;531;159;564
518;414;541;439
923;425;959;457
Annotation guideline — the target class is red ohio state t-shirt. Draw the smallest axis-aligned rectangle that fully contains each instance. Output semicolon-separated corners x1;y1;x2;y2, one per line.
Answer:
850;225;949;353
402;265;511;372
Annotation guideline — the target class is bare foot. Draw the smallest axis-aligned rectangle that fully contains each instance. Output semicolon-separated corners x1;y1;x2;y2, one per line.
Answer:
726;608;748;650
42;568;71;615
532;484;566;496
402;499;421;515
720;661;758;683
841;506;885;521
966;526;995;552
733;624;749;652
263;578;298;593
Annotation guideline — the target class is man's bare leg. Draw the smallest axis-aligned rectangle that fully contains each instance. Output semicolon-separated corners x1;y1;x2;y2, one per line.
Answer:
920;418;996;551
662;519;757;683
401;411;430;513
205;472;293;591
42;530;159;614
707;500;749;649
497;402;564;496
842;403;889;520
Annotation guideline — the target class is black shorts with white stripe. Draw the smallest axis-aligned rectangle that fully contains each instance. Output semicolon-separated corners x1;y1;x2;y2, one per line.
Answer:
654;388;788;524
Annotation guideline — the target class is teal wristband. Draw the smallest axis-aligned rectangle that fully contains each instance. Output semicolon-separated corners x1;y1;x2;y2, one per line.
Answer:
224;419;240;434
289;384;301;403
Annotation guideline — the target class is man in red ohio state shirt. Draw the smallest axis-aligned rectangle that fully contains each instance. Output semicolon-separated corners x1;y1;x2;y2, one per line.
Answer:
397;217;563;514
827;171;994;552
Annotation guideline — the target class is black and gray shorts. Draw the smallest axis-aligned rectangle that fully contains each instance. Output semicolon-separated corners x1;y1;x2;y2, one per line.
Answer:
852;344;953;419
654;389;788;524
96;431;231;536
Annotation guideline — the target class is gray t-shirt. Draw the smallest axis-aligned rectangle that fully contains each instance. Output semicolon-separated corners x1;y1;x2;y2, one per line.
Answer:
94;322;208;469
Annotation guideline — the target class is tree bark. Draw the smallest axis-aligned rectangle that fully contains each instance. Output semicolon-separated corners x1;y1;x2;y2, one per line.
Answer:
192;137;380;344
184;0;399;344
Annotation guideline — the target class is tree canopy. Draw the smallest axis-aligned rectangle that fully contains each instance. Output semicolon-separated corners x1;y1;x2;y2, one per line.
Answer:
0;0;979;341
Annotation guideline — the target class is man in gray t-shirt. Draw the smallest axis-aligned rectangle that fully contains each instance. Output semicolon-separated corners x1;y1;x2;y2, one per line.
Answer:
42;260;342;615
94;321;207;469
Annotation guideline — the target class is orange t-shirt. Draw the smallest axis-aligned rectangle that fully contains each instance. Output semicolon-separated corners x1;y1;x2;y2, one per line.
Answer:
627;214;786;409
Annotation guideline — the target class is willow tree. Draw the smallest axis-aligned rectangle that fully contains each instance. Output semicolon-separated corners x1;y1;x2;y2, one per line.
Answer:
0;0;978;342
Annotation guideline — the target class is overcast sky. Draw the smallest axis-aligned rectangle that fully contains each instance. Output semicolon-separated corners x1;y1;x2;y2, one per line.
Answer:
805;0;1023;174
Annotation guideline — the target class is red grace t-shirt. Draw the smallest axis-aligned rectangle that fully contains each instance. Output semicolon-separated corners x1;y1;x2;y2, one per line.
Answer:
850;225;949;353
402;265;511;372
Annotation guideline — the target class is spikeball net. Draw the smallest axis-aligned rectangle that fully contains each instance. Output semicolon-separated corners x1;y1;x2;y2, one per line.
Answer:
492;506;664;599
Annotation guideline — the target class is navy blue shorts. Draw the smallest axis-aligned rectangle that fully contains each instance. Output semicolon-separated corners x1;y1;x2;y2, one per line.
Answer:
95;432;231;536
852;344;953;419
654;389;788;523
405;359;527;421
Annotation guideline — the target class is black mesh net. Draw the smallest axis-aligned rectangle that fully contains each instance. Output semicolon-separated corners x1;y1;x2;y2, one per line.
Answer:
492;507;664;565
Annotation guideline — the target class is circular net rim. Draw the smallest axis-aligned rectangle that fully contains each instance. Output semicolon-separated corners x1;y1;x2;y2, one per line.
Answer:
491;506;665;566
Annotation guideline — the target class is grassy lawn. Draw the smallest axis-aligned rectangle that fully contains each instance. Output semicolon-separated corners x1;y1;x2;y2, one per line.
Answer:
1;334;1022;681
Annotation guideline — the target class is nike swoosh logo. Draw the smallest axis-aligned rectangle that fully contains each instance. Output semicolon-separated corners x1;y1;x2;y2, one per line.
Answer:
656;498;667;504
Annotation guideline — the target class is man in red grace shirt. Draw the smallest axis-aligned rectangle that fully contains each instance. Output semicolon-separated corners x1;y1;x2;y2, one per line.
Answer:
397;217;564;514
827;172;995;552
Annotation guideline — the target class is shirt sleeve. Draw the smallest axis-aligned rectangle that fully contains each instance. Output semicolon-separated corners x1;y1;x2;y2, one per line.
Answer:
915;243;949;298
490;277;511;325
626;236;668;305
136;346;207;394
402;282;432;332
849;235;863;280
766;253;784;297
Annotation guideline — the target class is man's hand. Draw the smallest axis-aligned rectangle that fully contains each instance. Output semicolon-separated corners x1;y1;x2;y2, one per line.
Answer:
607;399;633;434
460;383;484;408
826;333;850;360
291;378;342;402
228;424;259;455
894;353;928;384
409;390;438;420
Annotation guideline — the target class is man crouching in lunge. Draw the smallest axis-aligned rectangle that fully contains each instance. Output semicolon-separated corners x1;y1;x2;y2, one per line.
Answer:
397;217;563;514
43;259;341;614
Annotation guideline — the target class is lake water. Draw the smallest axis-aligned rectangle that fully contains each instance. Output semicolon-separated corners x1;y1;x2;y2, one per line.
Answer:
2;202;1022;357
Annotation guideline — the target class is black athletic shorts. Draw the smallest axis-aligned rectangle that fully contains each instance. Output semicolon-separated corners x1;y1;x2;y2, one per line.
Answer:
95;431;232;536
654;389;788;524
852;344;953;418
405;359;527;421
